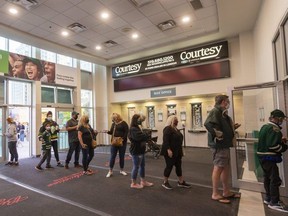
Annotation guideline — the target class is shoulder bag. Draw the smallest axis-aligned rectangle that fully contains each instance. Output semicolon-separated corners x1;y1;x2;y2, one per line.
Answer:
89;127;97;149
111;124;123;147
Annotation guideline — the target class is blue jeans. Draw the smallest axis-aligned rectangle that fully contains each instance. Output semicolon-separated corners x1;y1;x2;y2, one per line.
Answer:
131;154;145;180
109;144;127;169
81;146;94;172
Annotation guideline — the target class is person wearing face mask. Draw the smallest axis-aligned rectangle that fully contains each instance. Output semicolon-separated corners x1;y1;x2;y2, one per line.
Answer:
161;115;191;190
38;111;63;167
35;122;53;171
128;114;153;189
77;115;98;175
204;95;241;204
257;109;288;213
65;111;82;169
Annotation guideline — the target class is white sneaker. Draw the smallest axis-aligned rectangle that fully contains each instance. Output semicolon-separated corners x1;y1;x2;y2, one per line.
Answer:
106;171;113;178
120;170;127;176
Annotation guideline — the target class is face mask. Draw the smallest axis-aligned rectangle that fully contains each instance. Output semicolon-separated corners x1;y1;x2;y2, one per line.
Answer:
73;116;78;120
46;127;51;130
86;120;89;124
137;119;142;125
225;103;230;110
47;117;52;121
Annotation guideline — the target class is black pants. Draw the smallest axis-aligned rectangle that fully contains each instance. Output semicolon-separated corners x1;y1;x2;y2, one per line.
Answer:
37;149;51;167
81;145;94;172
163;155;182;178
65;141;81;165
8;141;18;162
51;140;60;163
259;158;282;203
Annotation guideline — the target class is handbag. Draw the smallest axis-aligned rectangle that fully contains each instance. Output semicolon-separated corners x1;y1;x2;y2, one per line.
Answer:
111;124;123;147
88;127;97;149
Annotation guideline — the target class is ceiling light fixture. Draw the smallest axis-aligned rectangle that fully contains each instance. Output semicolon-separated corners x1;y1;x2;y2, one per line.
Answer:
101;12;109;19
157;20;176;31
132;33;139;39
95;45;102;50
6;0;38;10
182;16;190;23
9;8;18;14
61;31;69;36
129;0;155;8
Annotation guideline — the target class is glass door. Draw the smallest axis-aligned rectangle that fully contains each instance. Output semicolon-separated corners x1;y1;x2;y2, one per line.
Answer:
0;107;5;161
57;109;73;150
229;81;286;192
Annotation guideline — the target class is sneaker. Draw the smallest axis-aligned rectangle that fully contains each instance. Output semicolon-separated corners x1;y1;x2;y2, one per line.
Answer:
35;166;43;171
106;171;113;178
14;162;19;166
83;170;93;176
75;164;83;168
178;181;191;188
5;161;13;166
162;181;173;190
268;201;288;213
141;181;154;187
64;164;69;169
120;170;127;176
264;198;270;205
130;183;144;189
57;163;64;167
46;165;54;169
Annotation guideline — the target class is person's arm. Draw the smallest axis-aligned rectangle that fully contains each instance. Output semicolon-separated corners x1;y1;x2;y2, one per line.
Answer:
268;128;288;153
66;120;77;131
163;127;173;157
123;121;129;142
78;130;87;149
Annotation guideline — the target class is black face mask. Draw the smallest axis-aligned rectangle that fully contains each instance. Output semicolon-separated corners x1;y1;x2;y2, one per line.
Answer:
86;120;89;124
137;119;141;125
73;116;78;120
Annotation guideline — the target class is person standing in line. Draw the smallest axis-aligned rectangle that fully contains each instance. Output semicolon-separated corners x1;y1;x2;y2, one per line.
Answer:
35;122;53;171
65;111;82;169
38;111;64;167
105;113;129;178
204;94;241;204
161;115;191;190
4;117;19;166
257;109;288;213
78;115;97;175
129;114;153;189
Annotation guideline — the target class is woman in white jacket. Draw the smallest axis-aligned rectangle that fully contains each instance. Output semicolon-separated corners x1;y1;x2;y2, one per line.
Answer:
5;117;19;166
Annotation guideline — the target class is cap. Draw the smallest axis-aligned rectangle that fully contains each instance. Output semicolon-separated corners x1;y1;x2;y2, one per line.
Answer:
270;109;286;118
72;111;79;116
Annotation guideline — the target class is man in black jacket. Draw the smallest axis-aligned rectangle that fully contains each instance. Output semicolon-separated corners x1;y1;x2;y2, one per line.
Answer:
204;95;240;204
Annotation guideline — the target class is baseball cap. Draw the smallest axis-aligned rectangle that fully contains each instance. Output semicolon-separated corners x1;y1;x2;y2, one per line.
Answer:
270;109;286;118
72;111;79;116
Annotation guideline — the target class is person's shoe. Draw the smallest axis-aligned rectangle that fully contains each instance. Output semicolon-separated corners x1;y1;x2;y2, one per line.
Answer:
83;170;93;176
130;183;144;189
106;171;113;178
64;164;69;169
264;198;270;205
74;164;83;168
162;181;173;190
5;161;13;166
268;201;288;213
35;166;43;171
14;162;19;166
45;165;54;169
120;170;127;176
57;163;64;167
177;181;191;188
141;181;154;187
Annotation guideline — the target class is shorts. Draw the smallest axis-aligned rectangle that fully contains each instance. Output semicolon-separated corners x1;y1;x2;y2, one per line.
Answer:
212;148;230;167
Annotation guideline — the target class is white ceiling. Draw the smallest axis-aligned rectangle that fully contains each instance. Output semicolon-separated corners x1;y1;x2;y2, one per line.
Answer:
0;0;262;65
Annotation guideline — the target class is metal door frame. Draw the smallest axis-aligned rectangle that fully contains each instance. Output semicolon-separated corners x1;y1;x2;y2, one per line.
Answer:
228;81;287;193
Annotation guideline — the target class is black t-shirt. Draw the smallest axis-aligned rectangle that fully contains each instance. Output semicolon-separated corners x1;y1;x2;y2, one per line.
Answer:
78;125;94;146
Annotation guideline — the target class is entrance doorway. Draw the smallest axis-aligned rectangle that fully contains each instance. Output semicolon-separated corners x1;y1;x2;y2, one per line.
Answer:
8;106;31;159
0;107;4;161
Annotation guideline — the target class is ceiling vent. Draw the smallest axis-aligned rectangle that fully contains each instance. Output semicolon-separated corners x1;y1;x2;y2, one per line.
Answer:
74;44;86;49
157;20;176;31
190;0;203;10
103;40;118;48
129;0;155;8
6;0;38;10
67;23;87;33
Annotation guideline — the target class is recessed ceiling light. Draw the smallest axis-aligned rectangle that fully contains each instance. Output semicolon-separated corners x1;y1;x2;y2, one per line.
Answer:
132;33;138;39
182;16;190;23
61;31;69;36
95;45;102;50
101;12;109;19
9;8;18;15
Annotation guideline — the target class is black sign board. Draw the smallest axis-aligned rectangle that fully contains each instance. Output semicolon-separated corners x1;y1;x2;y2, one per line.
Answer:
112;41;228;78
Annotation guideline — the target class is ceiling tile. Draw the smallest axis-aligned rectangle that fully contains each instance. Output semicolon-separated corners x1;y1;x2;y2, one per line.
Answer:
138;1;165;17
63;6;90;21
148;11;173;25
107;0;135;16
121;10;145;23
30;5;58;20
50;14;75;28
20;13;46;26
44;0;74;13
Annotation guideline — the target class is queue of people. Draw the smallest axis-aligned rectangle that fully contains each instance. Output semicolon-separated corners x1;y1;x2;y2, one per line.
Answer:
5;95;288;212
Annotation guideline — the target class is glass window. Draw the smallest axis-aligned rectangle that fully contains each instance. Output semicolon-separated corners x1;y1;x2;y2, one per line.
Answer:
80;60;92;72
273;33;285;80
7;80;31;105
81;108;93;125
0;36;7;51
57;88;72;104
40;49;56;63
57;54;73;67
41;86;55;103
81;89;92;107
9;40;31;57
0;77;4;104
283;18;288;76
